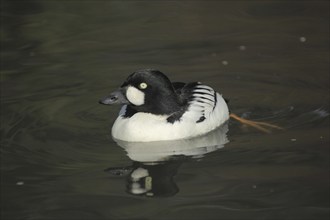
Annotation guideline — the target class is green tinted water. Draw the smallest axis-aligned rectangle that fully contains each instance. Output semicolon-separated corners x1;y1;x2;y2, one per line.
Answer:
1;1;329;220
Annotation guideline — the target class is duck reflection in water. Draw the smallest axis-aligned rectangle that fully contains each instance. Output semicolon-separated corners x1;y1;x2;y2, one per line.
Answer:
105;124;229;197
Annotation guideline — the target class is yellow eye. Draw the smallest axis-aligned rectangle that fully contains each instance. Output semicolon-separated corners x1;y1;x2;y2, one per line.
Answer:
139;82;148;89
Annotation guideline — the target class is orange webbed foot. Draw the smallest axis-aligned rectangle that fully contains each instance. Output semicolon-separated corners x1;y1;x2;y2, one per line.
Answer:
230;113;284;133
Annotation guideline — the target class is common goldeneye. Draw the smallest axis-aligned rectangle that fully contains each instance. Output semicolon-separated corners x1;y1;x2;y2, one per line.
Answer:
99;69;229;142
100;69;282;142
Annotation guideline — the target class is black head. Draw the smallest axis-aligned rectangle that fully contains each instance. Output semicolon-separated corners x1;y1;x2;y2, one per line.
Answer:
99;69;182;115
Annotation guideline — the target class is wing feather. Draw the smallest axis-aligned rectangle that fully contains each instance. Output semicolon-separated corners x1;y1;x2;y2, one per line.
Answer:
181;82;218;123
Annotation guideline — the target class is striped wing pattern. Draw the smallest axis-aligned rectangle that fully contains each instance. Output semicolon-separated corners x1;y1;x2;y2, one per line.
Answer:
186;83;218;123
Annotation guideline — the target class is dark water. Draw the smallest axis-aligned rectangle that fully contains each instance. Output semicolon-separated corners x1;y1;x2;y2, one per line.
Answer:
1;1;329;220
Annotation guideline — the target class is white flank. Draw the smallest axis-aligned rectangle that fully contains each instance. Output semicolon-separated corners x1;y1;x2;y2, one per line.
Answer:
111;91;229;142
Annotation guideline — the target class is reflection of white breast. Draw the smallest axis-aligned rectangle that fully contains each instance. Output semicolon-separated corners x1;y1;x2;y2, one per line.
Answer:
115;124;229;163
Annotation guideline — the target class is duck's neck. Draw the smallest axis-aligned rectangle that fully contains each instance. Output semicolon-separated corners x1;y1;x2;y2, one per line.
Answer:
131;93;182;116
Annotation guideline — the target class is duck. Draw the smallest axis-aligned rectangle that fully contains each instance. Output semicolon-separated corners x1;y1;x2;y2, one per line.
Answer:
99;69;282;142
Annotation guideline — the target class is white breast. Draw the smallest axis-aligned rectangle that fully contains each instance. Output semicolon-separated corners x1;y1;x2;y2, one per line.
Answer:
111;93;229;142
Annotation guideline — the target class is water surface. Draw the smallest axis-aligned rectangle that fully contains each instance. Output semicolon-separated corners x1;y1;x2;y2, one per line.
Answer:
1;1;329;220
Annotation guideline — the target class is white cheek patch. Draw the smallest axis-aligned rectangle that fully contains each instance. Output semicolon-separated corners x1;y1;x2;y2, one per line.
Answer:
126;86;145;106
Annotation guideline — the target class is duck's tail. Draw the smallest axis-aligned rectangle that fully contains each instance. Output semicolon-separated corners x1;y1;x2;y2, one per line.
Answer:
229;113;284;133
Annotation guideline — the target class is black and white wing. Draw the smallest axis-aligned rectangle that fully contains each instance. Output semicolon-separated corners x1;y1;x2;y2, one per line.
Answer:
180;82;219;123
167;81;228;125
